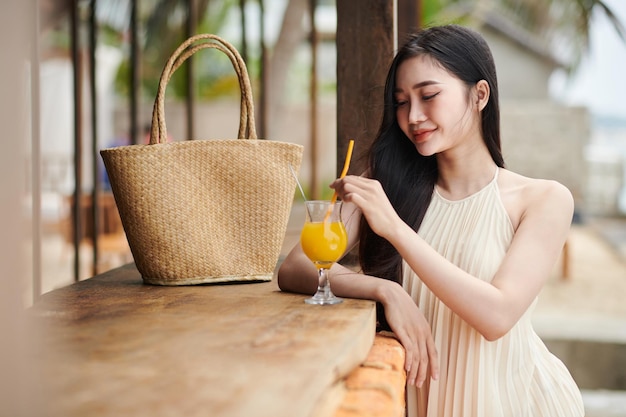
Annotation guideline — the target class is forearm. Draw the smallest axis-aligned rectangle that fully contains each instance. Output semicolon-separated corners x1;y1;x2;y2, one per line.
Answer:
278;239;439;386
328;263;392;303
390;222;509;340
277;245;391;304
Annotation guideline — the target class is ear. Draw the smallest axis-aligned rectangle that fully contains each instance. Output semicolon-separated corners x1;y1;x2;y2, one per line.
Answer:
475;80;490;112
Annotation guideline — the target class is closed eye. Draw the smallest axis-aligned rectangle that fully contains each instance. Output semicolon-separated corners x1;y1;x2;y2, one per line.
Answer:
422;92;440;101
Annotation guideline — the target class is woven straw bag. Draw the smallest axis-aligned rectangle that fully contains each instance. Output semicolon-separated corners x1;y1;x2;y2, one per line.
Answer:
101;34;303;285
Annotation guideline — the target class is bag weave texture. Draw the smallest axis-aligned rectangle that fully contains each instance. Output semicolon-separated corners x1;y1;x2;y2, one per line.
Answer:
101;34;303;285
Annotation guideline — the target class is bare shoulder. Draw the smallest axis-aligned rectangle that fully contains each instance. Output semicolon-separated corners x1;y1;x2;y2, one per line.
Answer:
498;169;574;230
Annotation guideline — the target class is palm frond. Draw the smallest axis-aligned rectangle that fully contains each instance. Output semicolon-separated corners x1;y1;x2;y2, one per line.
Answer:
581;0;626;42
434;0;625;71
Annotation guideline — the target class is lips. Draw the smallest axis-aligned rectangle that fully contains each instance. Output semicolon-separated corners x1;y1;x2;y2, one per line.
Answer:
412;128;435;142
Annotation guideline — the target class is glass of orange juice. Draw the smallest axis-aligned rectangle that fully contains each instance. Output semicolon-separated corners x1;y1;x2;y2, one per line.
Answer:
300;200;348;305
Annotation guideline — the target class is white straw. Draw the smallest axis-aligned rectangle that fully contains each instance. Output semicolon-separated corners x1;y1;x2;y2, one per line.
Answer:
289;164;308;203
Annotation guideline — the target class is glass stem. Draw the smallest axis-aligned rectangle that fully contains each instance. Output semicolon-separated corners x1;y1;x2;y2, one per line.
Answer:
305;266;341;304
318;267;331;297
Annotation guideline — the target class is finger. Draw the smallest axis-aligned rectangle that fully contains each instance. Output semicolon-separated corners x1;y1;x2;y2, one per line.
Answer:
344;192;370;210
333;179;364;199
349;176;381;191
337;176;370;193
403;339;421;387
426;335;439;380
329;176;346;187
415;339;429;388
406;348;419;387
408;363;418;387
394;331;415;383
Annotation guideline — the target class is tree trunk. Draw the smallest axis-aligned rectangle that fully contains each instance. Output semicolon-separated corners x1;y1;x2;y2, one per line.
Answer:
266;0;308;139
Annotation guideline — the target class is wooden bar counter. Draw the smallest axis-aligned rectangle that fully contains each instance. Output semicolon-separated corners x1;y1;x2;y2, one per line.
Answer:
30;263;377;417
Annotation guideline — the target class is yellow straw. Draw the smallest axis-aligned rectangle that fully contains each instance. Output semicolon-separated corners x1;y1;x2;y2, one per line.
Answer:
325;139;354;221
339;141;355;180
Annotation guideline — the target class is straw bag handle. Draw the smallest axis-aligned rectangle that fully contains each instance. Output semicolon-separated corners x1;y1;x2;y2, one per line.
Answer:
150;34;257;144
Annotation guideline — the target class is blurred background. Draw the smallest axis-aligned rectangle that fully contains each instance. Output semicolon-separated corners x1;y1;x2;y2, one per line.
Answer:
2;0;626;415
29;0;626;290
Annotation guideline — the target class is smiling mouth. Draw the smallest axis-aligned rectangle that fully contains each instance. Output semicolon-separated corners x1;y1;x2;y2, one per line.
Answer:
412;128;435;142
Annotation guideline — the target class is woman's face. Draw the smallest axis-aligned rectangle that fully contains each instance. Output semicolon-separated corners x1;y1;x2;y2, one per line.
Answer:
394;55;483;157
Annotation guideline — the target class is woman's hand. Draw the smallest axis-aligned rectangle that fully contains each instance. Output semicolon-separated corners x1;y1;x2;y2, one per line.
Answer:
331;176;438;385
330;176;402;240
379;281;439;387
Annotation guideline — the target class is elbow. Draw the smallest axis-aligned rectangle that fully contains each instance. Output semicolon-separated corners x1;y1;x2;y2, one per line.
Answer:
276;261;292;293
276;253;310;294
276;248;319;295
478;315;515;342
481;328;508;342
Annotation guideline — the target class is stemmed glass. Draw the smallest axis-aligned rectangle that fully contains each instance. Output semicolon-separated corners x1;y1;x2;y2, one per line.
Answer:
300;200;348;305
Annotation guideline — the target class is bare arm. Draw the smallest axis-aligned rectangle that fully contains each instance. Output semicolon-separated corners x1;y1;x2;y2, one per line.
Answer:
333;175;573;341
277;200;363;295
277;201;439;387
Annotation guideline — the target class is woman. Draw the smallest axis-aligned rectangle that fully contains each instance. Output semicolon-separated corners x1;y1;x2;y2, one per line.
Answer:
278;24;584;416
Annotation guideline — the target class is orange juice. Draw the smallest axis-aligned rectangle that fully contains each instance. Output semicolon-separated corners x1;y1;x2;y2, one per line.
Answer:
300;221;348;269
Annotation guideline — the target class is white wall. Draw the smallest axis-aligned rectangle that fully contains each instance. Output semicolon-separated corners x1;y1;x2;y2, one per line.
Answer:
0;1;43;415
483;31;556;100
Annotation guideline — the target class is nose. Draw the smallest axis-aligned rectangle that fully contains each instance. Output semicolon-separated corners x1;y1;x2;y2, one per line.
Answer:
408;102;426;125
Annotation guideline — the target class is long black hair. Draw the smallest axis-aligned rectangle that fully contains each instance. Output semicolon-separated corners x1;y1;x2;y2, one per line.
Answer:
360;25;505;290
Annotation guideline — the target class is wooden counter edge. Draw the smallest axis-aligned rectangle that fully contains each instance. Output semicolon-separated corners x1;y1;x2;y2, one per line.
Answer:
331;332;407;417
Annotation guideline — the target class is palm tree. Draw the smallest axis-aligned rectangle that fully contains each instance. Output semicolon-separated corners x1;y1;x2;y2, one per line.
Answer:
41;0;625;99
424;0;625;72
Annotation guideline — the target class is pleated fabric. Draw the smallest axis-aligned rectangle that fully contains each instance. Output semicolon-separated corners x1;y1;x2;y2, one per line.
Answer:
402;169;584;417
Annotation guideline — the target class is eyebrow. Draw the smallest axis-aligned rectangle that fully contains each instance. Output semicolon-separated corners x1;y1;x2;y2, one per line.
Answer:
394;80;442;93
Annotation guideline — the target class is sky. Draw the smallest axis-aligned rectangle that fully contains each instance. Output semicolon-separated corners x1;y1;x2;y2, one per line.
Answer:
550;0;626;120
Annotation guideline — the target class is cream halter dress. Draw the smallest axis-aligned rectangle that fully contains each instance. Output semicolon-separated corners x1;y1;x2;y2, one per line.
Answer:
402;169;584;417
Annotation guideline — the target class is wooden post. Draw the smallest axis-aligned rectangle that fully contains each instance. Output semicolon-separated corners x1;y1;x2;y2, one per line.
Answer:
129;0;139;145
71;0;83;282
89;0;99;276
397;0;421;42
336;0;395;176
185;0;197;141
309;0;320;199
